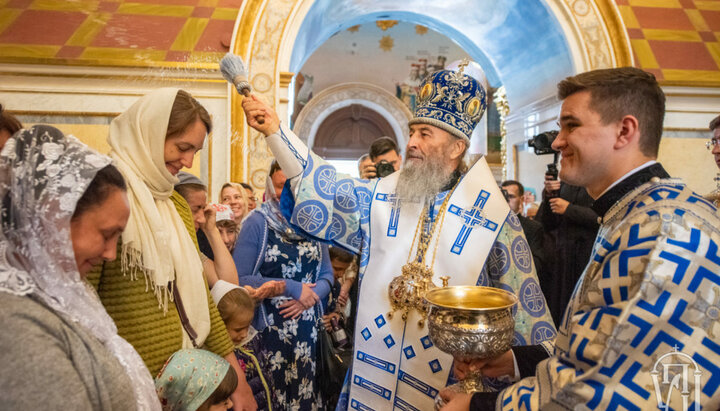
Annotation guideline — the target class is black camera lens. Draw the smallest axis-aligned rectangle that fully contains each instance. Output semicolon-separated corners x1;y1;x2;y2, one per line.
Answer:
375;160;395;178
529;130;559;155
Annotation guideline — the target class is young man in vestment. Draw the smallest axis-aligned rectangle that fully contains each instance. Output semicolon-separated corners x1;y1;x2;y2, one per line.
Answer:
241;61;555;410
441;67;720;410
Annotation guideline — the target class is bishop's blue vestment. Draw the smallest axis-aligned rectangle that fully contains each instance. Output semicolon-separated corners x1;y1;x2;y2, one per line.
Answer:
265;124;556;410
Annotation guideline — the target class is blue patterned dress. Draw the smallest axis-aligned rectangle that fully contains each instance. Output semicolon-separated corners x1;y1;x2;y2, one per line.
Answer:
234;211;334;410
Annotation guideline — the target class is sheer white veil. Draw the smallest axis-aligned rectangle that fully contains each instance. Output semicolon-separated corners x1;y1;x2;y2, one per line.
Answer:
0;125;160;410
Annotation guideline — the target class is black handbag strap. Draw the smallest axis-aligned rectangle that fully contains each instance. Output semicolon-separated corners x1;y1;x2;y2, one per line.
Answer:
172;281;199;348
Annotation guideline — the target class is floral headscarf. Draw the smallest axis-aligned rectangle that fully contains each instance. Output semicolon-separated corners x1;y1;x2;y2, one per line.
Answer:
0;125;160;410
155;349;231;411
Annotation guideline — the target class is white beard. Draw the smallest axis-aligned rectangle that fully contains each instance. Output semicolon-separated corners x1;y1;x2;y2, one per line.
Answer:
395;152;453;205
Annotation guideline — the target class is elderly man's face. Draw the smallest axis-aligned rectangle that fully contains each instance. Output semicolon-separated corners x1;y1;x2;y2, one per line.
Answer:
396;123;465;202
406;124;456;169
712;127;720;170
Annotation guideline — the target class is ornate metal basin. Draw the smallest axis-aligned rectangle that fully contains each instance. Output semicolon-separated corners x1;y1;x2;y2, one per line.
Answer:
424;286;517;360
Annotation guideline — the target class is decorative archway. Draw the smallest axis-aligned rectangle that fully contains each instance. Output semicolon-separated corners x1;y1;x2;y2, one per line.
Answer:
311;104;395;159
293;82;412;153
228;0;632;189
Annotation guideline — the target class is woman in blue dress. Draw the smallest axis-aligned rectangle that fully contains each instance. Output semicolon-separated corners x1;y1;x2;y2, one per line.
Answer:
233;161;334;410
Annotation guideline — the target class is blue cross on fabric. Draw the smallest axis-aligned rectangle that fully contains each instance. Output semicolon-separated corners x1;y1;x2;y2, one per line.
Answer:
376;192;400;237
448;190;498;255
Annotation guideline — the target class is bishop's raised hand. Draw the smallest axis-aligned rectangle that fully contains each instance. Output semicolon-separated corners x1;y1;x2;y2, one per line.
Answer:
241;94;280;136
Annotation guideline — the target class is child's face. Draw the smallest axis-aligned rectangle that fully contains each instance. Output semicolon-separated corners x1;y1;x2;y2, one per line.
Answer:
227;311;253;345
218;225;238;251
331;259;350;280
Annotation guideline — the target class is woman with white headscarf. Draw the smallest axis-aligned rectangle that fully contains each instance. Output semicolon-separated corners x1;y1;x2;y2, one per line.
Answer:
86;88;256;410
0;125;160;410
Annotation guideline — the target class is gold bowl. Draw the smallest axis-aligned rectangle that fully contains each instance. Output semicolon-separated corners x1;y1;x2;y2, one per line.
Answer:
424;286;517;360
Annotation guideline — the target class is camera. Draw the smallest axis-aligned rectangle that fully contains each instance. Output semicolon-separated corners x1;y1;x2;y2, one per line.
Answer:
529;130;560;198
375;160;395;178
528;130;558;155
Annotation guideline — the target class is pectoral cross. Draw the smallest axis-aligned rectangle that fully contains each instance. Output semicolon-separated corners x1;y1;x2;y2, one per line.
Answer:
448;190;498;255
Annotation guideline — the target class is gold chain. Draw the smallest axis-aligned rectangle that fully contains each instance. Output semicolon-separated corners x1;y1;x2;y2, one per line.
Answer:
405;183;459;268
405;204;427;262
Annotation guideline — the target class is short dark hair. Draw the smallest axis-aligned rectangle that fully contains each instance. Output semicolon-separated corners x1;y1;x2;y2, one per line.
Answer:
329;246;355;263
72;164;126;220
557;67;665;157
196;364;238;411
501;180;524;196
369;137;399;161
0;104;22;135
239;182;253;191
709;114;720;131
166;90;212;138
175;183;206;200
269;160;282;177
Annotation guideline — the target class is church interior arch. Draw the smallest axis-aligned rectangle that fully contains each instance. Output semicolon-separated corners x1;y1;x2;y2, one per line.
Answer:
231;0;717;197
0;0;715;196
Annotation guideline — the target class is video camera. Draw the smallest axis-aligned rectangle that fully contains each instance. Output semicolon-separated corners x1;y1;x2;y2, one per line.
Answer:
528;130;560;198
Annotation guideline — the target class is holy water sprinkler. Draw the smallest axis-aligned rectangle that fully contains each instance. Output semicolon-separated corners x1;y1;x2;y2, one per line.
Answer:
220;52;265;124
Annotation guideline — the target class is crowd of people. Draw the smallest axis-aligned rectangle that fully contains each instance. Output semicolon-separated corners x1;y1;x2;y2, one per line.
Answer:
0;62;719;411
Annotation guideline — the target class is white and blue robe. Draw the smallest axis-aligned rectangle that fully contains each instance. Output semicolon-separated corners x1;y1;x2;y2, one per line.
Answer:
265;125;556;410
495;165;720;410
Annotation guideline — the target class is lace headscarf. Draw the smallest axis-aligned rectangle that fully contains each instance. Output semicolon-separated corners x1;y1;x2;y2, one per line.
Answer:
258;163;303;241
108;88;210;348
0;125;160;410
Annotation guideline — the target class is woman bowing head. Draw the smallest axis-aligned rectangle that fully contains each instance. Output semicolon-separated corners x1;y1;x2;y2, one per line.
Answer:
0;125;160;410
94;88;256;410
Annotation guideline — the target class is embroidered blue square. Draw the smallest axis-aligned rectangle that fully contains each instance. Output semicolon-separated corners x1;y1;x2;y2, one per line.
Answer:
421;335;433;349
384;334;396;348
361;327;372;341
375;314;386;328
404;346;416;359
429;359;442;373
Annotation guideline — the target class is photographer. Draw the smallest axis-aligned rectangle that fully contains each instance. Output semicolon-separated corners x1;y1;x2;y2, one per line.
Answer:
536;175;598;325
359;136;402;179
528;130;599;325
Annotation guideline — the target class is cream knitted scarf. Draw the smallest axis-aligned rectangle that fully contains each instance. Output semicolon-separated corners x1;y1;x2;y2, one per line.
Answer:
107;87;210;348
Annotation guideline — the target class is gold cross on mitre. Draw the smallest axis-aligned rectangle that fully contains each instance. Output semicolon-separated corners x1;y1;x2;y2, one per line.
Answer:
453;58;470;81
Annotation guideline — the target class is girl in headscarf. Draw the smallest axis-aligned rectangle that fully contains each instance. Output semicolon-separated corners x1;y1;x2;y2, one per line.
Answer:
86;88;255;410
155;349;237;411
0;125;160;410
232;161;335;410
